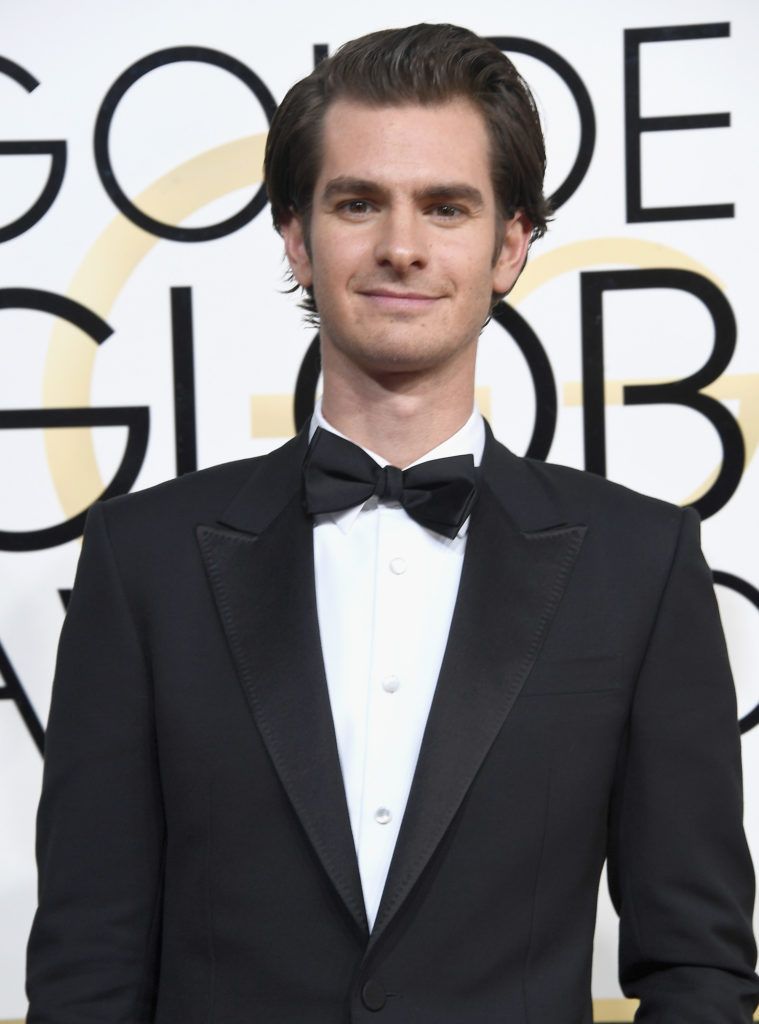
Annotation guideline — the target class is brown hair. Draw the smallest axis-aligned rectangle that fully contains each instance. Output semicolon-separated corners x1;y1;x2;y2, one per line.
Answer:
264;23;551;316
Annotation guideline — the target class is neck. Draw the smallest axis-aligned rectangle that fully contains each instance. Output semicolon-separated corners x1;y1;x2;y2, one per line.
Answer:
320;344;477;468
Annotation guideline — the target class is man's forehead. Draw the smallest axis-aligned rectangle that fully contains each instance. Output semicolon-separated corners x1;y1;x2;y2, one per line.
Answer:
321;94;488;133
314;97;494;189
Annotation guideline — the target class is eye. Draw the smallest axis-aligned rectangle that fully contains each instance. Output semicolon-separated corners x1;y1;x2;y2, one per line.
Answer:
431;204;464;219
338;199;373;215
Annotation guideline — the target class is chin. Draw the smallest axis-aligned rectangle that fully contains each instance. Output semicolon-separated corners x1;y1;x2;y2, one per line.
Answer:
347;339;459;376
321;316;479;379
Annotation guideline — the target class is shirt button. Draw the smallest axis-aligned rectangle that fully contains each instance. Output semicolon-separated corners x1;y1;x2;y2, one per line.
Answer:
389;557;407;575
374;807;392;825
382;675;400;693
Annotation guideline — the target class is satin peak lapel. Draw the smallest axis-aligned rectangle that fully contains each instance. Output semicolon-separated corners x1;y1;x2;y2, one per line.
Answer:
368;443;586;950
196;440;368;938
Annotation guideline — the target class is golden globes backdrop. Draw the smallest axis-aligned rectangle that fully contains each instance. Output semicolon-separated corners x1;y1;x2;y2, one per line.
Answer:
1;1;757;1020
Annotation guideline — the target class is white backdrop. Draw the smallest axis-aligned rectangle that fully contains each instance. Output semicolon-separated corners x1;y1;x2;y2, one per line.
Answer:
1;1;757;1019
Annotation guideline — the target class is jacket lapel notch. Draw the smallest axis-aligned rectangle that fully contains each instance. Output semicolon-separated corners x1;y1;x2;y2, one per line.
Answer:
216;425;311;536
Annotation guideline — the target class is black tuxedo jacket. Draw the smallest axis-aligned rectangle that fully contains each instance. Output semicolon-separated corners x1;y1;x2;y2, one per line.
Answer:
27;424;758;1023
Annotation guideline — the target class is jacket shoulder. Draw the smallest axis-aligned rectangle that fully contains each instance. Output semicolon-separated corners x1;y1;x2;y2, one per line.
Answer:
525;455;686;528
98;455;264;531
484;442;690;571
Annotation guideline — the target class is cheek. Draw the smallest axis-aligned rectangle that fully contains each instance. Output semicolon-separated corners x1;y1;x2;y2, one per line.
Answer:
452;250;500;298
312;237;367;296
310;263;351;321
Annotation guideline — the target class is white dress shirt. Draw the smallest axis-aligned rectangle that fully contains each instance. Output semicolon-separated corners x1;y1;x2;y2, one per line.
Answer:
309;400;485;930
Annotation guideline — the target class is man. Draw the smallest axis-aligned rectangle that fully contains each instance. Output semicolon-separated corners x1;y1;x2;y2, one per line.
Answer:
27;23;758;1024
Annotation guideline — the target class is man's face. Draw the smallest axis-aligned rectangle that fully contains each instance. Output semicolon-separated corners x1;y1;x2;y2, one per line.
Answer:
282;97;530;380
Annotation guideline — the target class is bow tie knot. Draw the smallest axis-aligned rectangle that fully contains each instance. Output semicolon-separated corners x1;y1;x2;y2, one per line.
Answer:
375;464;404;503
303;427;477;539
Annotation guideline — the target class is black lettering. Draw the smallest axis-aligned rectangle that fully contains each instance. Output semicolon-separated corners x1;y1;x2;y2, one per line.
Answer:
94;47;277;241
580;269;743;519
0;57;66;242
294;334;321;432
170;287;198;475
0;289;149;550
491;301;557;459
0;638;44;753
624;23;733;222
488;37;595;212
712;571;759;735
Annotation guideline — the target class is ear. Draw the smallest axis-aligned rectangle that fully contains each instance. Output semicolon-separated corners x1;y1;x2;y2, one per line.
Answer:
492;211;532;296
280;214;313;289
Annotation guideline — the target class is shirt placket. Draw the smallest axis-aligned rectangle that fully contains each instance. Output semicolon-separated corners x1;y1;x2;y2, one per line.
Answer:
356;506;412;926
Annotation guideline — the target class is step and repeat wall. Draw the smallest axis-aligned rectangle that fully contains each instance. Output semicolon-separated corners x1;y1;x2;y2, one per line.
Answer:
1;1;757;1019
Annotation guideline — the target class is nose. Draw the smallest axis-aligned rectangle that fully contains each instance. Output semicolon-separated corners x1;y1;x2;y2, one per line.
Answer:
373;207;427;274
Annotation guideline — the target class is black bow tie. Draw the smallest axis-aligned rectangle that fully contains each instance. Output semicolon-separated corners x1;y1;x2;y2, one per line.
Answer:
302;427;477;539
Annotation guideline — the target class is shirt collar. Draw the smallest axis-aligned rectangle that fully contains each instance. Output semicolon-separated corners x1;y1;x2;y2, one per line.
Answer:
308;397;485;537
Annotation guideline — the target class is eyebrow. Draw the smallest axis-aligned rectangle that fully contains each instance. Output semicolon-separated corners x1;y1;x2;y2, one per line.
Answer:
321;176;485;208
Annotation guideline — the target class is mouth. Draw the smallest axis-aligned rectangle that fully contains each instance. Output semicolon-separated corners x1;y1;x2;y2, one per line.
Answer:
358;289;442;312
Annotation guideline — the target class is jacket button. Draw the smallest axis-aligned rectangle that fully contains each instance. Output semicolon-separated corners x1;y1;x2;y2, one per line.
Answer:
361;978;387;1011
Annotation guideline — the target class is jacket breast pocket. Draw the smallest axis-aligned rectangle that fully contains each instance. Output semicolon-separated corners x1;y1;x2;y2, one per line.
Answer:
522;654;624;695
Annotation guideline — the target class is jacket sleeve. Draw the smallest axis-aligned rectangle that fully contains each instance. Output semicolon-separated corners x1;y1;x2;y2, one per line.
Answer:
607;505;759;1023
26;501;165;1024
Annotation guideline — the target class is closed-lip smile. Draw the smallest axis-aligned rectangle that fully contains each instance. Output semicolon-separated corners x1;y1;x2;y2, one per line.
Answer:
359;288;441;306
